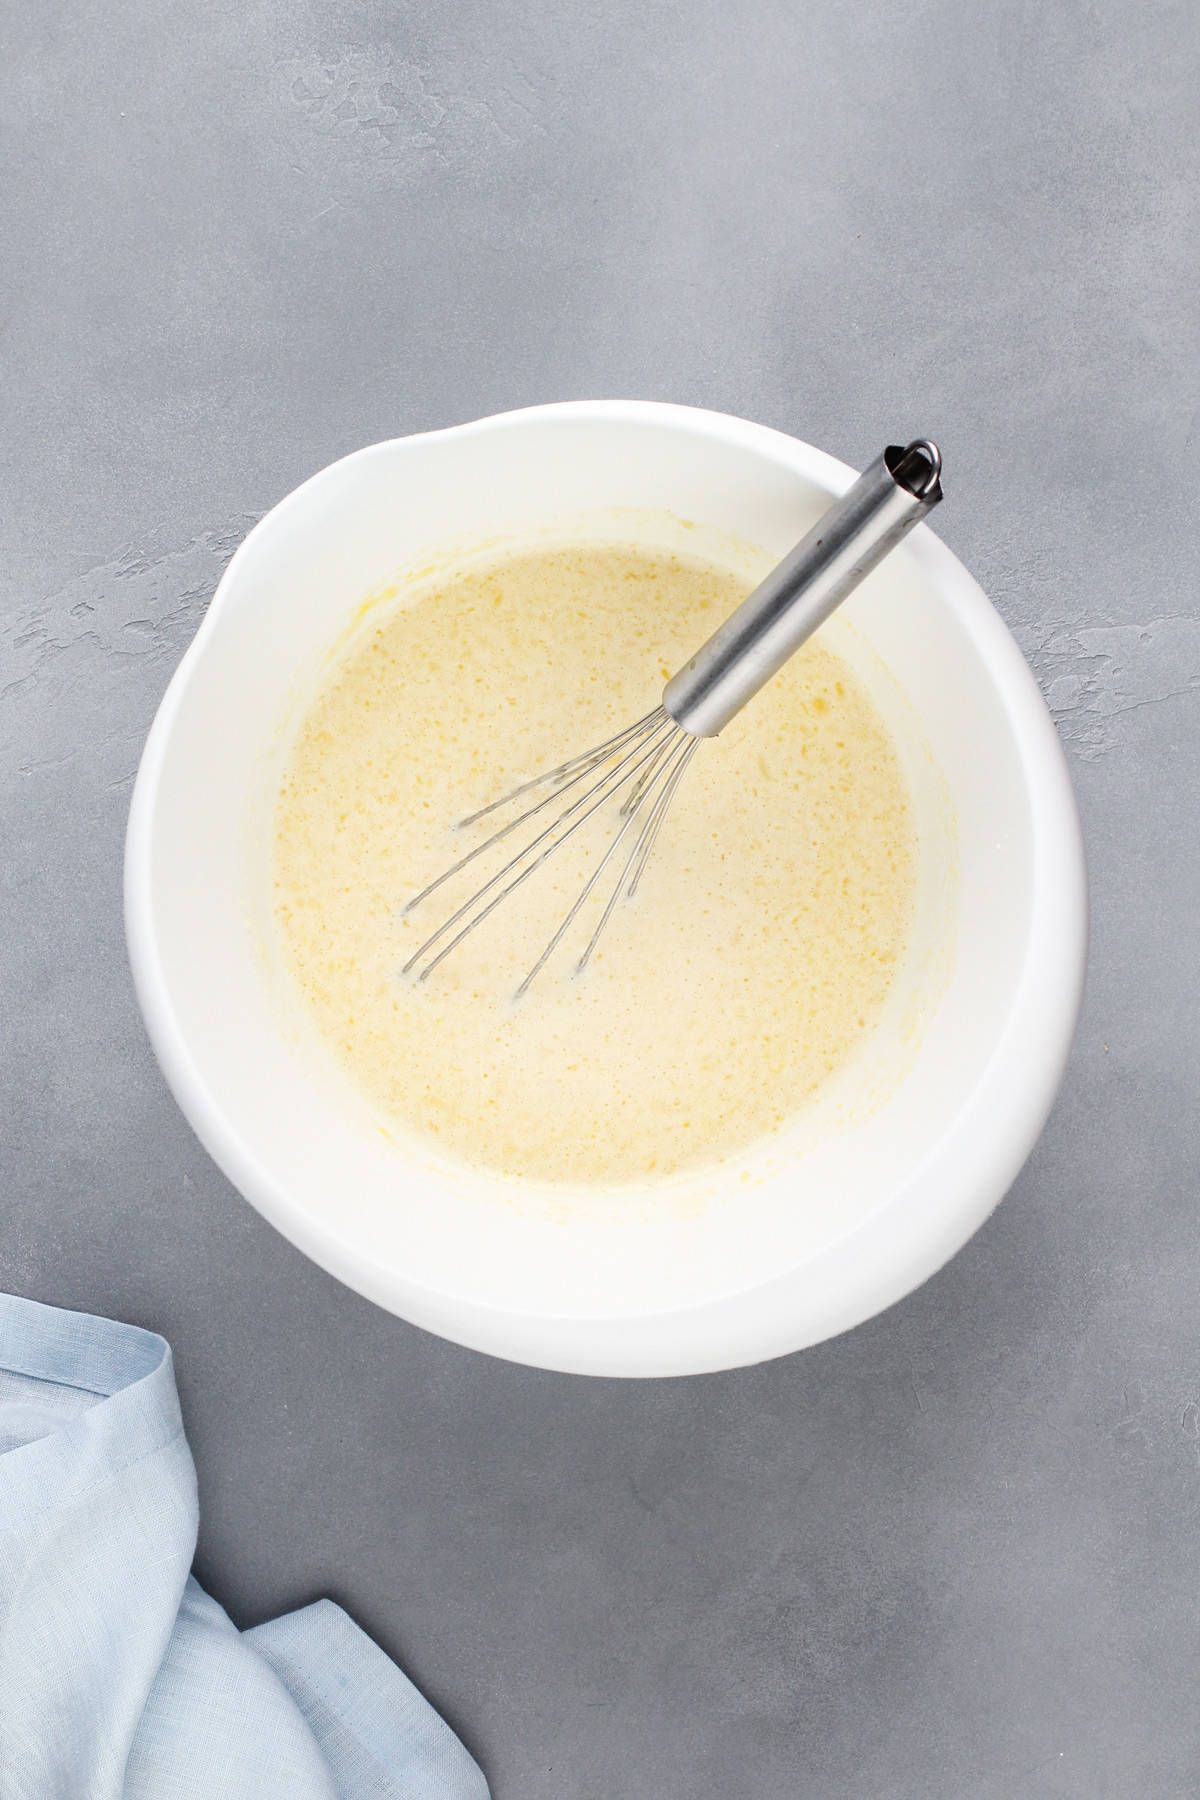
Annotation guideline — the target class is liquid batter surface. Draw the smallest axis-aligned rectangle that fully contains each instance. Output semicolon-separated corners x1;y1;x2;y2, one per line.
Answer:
273;544;915;1184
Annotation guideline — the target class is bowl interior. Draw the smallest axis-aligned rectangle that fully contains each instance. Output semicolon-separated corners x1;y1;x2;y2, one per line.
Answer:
128;406;1078;1374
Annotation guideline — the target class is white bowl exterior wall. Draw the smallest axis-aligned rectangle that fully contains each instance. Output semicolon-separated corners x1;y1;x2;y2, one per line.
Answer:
125;404;1086;1375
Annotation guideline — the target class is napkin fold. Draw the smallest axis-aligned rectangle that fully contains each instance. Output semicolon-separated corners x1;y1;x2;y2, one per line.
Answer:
0;1292;489;1800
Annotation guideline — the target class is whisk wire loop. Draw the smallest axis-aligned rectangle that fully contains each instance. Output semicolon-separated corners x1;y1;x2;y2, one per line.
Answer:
403;708;669;924
571;732;698;983
513;727;696;997
455;707;665;830
624;733;700;904
403;709;684;984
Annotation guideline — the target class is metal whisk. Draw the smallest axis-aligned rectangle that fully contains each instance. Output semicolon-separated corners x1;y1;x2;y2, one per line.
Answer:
404;439;943;993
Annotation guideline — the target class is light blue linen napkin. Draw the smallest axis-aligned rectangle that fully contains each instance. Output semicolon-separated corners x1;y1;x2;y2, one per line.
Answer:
0;1292;490;1800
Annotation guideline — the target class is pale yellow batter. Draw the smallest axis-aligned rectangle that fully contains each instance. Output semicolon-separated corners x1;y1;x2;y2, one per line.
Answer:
273;544;915;1184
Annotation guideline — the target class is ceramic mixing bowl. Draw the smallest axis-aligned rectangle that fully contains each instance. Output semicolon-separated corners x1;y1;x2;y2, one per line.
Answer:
125;402;1086;1375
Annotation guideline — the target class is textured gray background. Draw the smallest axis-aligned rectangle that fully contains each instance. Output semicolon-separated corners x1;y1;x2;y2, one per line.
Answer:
3;0;1199;1794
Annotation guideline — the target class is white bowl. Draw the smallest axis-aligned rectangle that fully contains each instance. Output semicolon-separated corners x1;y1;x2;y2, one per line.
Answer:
125;402;1086;1376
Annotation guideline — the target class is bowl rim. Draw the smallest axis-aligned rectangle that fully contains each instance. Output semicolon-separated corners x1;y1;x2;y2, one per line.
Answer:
125;400;1088;1375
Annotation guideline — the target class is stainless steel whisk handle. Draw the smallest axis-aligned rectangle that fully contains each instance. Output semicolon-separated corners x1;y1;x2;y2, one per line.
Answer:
662;439;943;738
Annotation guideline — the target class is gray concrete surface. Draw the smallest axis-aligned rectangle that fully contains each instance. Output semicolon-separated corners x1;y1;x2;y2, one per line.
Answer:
3;1;1199;1793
